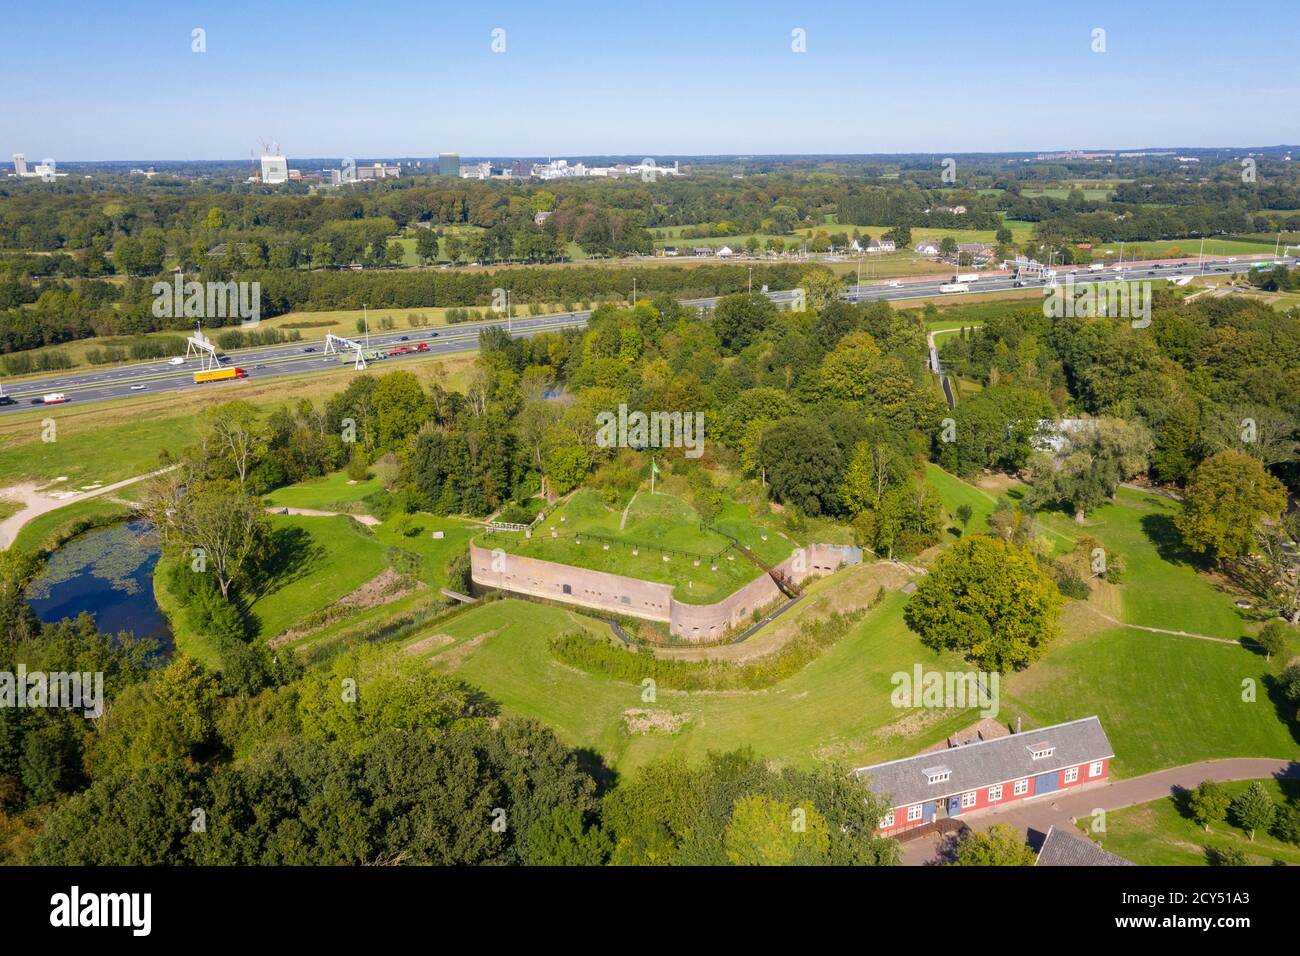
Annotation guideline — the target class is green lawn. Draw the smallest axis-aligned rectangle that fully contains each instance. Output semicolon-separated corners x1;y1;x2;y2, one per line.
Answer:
924;468;1300;776
157;513;391;662
1091;778;1300;866
481;487;806;604
264;470;383;512
925;463;996;535
370;514;478;589
247;515;390;640
407;588;984;772
9;497;133;554
1003;625;1299;777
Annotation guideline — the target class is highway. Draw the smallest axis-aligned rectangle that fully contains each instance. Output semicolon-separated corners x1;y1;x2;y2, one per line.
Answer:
0;256;1288;415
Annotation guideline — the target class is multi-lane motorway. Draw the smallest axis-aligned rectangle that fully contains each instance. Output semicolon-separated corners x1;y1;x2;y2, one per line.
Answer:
0;256;1289;415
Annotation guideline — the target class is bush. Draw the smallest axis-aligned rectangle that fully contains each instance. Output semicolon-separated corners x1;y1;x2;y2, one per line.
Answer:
550;608;866;692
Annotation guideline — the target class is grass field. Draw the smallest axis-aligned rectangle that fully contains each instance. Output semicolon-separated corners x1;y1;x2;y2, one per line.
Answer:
157;512;392;662
9;496;133;554
1091;778;1300;866
264;471;383;512
408;586;983;771
0;352;476;488
481;487;800;604
924;467;1300;776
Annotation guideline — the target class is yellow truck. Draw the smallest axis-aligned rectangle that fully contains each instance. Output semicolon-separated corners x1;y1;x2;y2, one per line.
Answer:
193;367;248;384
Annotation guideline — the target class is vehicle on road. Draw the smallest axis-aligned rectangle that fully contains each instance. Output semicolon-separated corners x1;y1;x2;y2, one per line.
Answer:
194;368;247;384
1089;263;1105;271
41;392;68;404
939;283;969;294
0;395;15;406
951;273;980;283
302;347;317;353
428;331;439;337
168;356;185;365
130;384;147;390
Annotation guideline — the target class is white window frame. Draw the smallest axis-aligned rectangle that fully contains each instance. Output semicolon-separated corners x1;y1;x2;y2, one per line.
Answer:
1014;778;1029;796
1089;761;1103;777
961;791;977;809
880;811;895;829
1064;767;1079;783
907;804;923;822
988;784;1003;802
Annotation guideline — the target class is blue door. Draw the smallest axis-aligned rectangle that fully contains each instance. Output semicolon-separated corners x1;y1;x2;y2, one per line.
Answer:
924;802;937;823
947;795;962;816
1035;771;1059;795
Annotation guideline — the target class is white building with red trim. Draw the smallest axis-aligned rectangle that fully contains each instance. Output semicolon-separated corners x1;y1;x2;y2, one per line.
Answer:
856;716;1114;836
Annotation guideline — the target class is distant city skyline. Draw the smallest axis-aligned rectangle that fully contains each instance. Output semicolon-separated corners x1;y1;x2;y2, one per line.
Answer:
3;0;1298;161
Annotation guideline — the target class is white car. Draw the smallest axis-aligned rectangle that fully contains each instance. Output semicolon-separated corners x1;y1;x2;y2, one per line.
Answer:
130;384;147;390
168;357;184;366
887;280;903;288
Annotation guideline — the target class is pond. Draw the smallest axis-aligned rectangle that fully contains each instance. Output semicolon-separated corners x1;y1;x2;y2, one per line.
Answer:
25;519;173;653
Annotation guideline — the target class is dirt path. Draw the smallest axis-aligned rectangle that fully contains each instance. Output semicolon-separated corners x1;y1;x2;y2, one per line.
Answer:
266;506;380;526
1079;602;1244;646
0;466;177;550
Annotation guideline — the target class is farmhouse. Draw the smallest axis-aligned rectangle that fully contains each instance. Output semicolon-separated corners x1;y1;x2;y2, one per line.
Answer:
958;241;994;260
866;239;895;253
857;716;1114;836
915;240;941;256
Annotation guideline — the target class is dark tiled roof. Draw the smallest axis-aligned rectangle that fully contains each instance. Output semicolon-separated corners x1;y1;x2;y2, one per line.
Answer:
1035;826;1133;866
855;716;1113;808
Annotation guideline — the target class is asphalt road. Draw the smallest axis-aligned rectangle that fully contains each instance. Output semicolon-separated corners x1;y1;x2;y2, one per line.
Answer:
0;257;1288;415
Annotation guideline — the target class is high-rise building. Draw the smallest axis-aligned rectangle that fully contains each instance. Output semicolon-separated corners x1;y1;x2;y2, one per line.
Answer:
260;154;289;185
438;153;459;177
12;154;28;176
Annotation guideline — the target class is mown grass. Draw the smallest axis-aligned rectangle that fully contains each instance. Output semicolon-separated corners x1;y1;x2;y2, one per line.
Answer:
9;497;133;554
480;488;801;604
1091;778;1300;866
925;467;1299;776
264;471;383;512
408;590;982;772
157;513;391;663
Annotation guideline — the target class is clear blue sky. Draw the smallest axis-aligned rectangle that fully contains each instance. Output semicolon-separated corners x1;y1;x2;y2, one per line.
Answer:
3;0;1297;161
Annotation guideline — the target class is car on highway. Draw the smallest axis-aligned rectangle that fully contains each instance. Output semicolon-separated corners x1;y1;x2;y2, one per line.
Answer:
398;336;409;341
302;347;317;353
168;357;185;365
428;332;439;337
130;384;146;390
0;395;15;406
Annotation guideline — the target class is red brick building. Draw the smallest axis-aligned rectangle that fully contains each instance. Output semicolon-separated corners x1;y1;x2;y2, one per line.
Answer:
856;716;1114;837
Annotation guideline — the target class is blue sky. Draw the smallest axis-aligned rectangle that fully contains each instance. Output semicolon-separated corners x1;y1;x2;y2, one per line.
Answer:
2;0;1297;161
